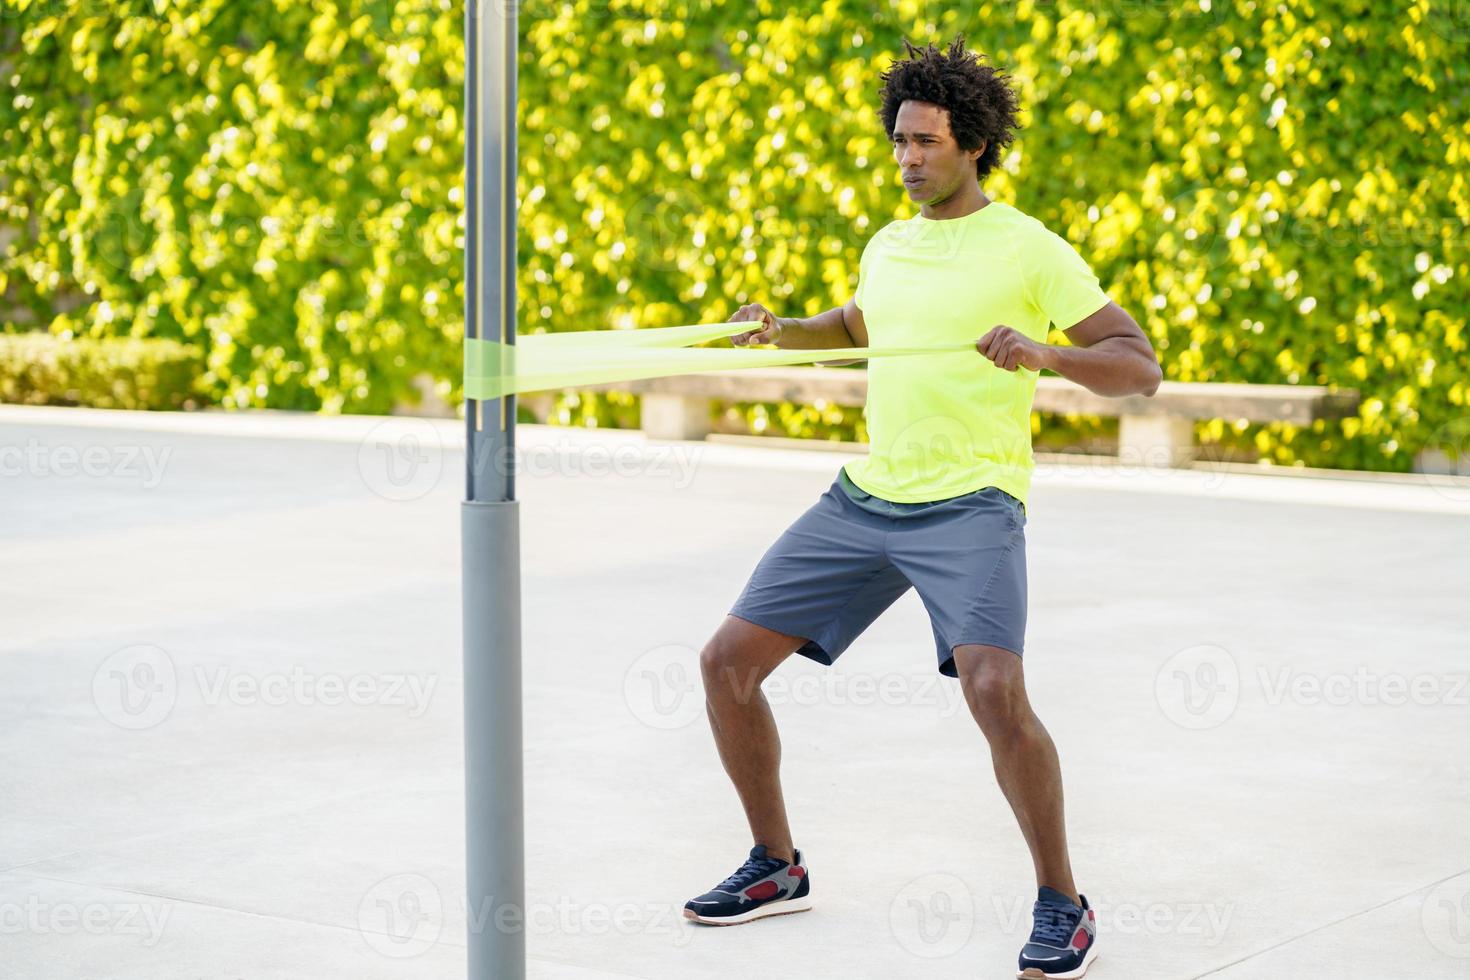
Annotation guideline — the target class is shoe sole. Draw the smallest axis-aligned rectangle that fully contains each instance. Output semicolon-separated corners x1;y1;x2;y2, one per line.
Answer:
1017;946;1099;979
683;896;813;926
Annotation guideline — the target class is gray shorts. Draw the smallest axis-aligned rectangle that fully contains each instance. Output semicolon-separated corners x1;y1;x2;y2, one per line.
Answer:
729;468;1028;677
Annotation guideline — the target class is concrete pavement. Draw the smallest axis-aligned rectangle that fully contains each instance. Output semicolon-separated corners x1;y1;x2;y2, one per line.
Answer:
1;405;1467;979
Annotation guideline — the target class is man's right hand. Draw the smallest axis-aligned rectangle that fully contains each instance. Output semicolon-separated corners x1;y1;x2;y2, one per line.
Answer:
727;303;785;346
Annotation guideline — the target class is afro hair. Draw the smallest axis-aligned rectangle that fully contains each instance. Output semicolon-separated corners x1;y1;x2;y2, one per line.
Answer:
877;35;1022;182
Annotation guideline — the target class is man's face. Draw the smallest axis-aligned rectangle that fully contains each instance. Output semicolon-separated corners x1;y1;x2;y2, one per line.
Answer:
891;100;984;206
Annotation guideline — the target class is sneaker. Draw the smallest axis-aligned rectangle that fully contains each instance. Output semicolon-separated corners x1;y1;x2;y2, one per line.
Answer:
683;844;812;925
1017;886;1098;979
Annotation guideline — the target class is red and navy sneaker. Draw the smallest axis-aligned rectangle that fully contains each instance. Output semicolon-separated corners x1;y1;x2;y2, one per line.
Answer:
682;844;812;925
1017;886;1098;979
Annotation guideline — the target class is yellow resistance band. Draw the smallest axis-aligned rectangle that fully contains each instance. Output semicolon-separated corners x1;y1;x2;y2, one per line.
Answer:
463;322;978;400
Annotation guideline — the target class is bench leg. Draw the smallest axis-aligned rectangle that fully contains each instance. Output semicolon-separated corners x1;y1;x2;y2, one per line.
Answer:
640;393;711;441
1119;413;1196;468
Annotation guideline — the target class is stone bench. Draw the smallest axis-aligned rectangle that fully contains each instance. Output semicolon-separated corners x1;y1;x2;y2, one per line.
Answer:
573;368;1360;467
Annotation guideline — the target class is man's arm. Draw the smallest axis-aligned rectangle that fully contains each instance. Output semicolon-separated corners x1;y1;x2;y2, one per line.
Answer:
728;299;867;366
975;301;1163;397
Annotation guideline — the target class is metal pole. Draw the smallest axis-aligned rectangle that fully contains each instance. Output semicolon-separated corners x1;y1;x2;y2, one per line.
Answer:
462;0;522;977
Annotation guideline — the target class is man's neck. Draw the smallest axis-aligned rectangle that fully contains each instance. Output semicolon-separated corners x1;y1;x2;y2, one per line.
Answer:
920;184;991;220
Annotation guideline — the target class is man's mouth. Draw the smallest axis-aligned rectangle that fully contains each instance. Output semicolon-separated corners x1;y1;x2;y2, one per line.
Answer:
903;174;925;187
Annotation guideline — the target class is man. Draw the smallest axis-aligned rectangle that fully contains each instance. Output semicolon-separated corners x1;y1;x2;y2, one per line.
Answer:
682;36;1161;980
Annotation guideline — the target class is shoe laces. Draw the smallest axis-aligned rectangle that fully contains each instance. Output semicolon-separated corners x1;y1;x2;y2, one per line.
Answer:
717;856;781;892
1029;900;1079;947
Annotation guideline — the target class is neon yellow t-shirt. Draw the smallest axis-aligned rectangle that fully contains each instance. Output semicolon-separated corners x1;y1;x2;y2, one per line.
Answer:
843;200;1112;507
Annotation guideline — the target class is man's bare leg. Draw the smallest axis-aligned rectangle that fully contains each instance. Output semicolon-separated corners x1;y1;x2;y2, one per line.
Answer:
698;615;804;865
952;643;1079;904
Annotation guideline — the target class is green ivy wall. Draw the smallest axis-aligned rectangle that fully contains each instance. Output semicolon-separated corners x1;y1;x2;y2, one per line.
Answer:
2;0;1466;469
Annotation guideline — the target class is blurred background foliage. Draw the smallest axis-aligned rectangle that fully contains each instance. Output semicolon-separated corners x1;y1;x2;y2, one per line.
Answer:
1;0;1466;469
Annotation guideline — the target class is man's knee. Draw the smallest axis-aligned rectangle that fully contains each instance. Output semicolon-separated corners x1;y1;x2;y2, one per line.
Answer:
698;640;738;686
699;617;797;702
954;645;1028;727
700;645;767;704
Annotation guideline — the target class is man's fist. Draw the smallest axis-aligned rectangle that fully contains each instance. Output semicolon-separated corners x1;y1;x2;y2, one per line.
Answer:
976;324;1052;372
728;303;784;346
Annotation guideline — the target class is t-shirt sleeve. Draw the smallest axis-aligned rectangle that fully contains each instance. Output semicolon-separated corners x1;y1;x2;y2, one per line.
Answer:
1022;225;1112;331
854;239;871;312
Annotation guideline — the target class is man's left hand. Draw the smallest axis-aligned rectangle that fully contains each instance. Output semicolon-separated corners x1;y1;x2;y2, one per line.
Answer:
975;325;1052;372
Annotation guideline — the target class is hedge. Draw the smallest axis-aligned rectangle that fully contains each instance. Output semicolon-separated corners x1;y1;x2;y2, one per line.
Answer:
0;332;203;409
1;0;1466;469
